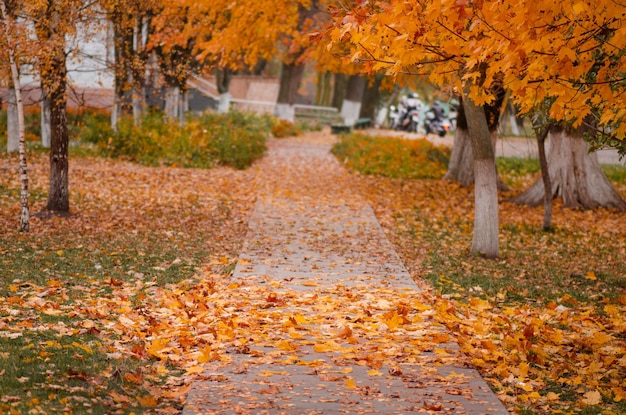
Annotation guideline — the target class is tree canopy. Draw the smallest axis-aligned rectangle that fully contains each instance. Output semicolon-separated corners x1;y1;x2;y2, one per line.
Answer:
328;0;626;152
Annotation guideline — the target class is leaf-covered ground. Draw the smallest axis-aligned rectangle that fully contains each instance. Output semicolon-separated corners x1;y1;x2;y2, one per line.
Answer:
349;151;626;414
1;130;625;414
0;152;258;413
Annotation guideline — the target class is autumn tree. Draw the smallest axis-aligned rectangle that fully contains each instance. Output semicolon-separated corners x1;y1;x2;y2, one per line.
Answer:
25;0;87;215
328;1;504;257
490;1;626;211
0;0;27;154
329;0;626;255
1;0;29;231
100;0;156;127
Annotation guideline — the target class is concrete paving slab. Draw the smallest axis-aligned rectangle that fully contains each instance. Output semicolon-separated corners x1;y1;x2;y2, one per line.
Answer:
183;138;510;414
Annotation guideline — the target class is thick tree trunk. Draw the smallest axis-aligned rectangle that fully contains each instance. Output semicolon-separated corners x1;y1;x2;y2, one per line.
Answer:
275;61;305;122
6;85;18;153
216;68;231;114
513;127;626;211
444;95;508;190
359;75;381;120
340;75;366;126
332;73;347;110
315;71;333;107
444;126;475;187
464;96;499;258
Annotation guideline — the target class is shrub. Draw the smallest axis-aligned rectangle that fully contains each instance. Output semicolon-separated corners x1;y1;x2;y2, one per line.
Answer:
196;111;269;169
331;133;451;179
271;119;303;138
93;110;270;169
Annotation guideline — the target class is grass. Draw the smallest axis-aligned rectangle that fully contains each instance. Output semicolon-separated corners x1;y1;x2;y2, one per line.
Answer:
0;185;246;413
331;132;451;179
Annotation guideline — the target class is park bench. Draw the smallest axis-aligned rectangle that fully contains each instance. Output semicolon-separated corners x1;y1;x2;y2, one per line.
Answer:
331;117;372;134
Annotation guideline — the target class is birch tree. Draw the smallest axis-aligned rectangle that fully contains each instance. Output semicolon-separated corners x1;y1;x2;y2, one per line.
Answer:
1;0;29;231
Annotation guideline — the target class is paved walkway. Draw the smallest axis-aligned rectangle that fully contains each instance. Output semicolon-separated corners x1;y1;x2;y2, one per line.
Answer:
183;135;509;414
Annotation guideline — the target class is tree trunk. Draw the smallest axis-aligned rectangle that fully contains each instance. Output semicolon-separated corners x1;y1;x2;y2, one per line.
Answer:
444;100;473;186
464;96;499;258
332;73;347;111
1;0;29;231
275;61;305;122
359;75;381;120
6;85;18;152
111;11;134;129
41;96;51;148
44;47;70;214
513;126;626;211
340;75;366;126
216;68;231;114
536;128;552;230
164;86;180;119
444;95;509;190
315;71;332;107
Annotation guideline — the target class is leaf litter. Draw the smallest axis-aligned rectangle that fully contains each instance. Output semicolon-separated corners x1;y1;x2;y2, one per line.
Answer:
1;130;624;414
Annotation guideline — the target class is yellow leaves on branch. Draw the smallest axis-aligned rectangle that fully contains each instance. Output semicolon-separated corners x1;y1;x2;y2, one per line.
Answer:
330;0;626;134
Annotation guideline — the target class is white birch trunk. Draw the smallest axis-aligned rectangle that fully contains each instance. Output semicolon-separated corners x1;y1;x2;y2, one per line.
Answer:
41;97;51;148
1;0;29;231
7;86;18;152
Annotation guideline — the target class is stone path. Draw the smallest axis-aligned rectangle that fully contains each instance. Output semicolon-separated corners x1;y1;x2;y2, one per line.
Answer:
182;136;510;414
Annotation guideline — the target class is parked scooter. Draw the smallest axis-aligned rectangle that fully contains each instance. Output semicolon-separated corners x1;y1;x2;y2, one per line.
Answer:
394;92;424;133
424;101;450;137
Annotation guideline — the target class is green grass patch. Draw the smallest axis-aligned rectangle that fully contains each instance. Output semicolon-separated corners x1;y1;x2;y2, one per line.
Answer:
331;133;451;179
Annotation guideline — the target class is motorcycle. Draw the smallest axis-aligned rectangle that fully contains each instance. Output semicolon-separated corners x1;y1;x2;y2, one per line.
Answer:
424;110;450;137
392;94;424;133
399;107;421;133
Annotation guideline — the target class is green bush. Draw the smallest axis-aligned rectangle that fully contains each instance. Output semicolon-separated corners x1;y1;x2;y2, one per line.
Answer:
331;133;451;179
88;110;270;169
1;107;273;170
